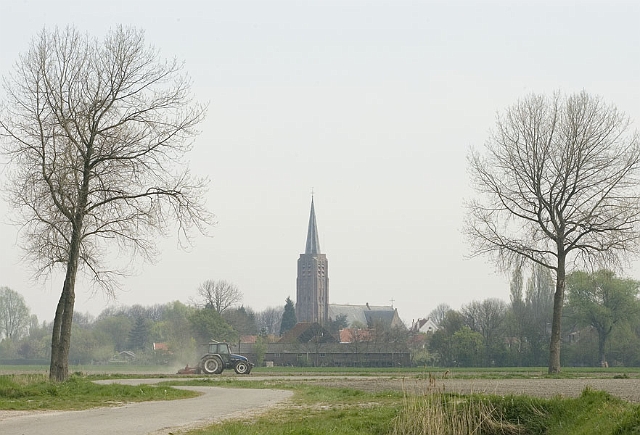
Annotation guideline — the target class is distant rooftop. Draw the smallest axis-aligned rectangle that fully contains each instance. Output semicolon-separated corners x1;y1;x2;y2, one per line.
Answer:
328;303;399;328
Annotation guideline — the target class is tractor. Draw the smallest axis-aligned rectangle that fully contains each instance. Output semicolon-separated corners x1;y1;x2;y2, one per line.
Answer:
198;341;253;375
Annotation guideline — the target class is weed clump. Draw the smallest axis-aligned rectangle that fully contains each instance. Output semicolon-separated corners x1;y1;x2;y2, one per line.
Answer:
391;375;547;435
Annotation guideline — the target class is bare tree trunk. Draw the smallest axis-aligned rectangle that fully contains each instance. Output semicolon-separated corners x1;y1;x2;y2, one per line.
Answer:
49;284;75;381
49;226;81;382
548;254;565;374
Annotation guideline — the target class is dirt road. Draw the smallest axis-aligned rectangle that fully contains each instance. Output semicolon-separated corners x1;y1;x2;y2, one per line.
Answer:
0;380;292;435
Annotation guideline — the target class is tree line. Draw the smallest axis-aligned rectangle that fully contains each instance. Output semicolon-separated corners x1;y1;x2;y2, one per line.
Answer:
2;268;640;368
0;282;289;367
425;267;640;368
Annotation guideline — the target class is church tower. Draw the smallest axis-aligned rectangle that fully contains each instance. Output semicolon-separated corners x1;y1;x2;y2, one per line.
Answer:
296;197;329;325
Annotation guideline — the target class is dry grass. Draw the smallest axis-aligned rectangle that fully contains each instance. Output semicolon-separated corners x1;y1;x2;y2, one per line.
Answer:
391;374;525;435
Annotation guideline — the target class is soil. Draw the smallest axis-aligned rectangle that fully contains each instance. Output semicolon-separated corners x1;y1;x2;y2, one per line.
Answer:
296;376;640;402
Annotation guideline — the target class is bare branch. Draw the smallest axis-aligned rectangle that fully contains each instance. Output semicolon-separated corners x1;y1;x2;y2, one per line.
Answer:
196;280;243;314
0;25;213;289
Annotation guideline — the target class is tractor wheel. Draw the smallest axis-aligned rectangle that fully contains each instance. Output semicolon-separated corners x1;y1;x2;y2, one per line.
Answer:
202;356;223;374
234;361;250;375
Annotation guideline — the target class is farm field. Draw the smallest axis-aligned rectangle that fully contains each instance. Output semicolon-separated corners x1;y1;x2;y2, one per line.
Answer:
2;367;640;434
4;364;640;403
241;373;640;403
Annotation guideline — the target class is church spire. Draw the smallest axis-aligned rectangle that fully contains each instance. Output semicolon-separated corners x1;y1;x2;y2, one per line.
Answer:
305;196;321;255
297;194;328;325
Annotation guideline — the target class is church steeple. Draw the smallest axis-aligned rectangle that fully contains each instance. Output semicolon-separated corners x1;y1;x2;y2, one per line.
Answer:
305;197;321;255
296;196;329;326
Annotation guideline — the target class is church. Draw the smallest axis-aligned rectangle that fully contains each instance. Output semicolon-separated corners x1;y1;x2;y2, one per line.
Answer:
234;197;409;367
295;197;404;331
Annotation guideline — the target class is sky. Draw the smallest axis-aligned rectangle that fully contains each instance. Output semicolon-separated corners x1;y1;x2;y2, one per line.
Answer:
1;1;639;326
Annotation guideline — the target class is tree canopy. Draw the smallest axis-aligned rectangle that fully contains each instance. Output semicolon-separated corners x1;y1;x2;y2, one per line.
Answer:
0;287;31;340
280;297;297;336
566;270;640;366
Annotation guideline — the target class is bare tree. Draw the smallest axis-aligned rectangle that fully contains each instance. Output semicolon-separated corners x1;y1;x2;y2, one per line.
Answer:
197;280;242;314
255;306;284;336
461;298;507;363
0;26;211;381
0;287;31;340
465;91;640;373
428;303;452;327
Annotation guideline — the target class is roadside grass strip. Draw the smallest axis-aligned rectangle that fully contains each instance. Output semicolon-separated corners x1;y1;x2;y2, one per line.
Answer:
0;374;197;410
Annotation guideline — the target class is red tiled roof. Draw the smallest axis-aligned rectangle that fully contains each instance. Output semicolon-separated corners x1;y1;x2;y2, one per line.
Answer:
153;342;169;351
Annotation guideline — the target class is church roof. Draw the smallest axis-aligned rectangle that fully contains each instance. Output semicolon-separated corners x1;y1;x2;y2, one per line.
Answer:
328;303;404;329
279;322;338;344
305;197;321;255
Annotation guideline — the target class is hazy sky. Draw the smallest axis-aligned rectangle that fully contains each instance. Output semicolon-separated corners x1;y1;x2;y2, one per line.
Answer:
1;1;639;325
